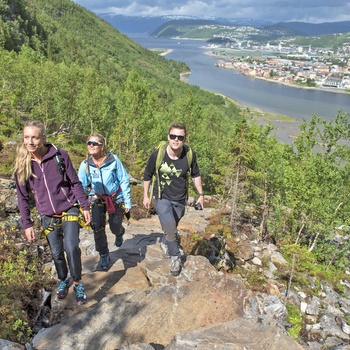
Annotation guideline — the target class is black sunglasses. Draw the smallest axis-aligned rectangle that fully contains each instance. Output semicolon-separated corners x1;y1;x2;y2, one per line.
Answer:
87;141;102;146
169;134;185;141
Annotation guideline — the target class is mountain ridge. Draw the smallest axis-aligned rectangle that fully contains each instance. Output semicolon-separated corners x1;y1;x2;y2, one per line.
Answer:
99;14;350;37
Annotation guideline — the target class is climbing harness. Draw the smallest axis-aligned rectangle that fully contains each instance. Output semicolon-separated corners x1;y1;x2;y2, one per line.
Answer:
40;205;89;239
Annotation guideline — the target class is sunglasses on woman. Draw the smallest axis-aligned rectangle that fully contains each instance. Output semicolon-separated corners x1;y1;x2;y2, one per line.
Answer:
87;141;102;146
169;134;185;141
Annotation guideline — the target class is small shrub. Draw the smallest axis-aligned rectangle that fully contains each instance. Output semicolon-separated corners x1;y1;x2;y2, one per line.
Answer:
0;232;54;344
286;304;303;341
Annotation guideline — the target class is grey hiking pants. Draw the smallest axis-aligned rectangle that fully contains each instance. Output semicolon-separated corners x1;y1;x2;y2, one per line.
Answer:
42;206;82;282
155;198;186;258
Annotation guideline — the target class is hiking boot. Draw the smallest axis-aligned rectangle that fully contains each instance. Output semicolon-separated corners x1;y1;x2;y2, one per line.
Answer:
170;256;182;276
115;235;123;247
56;277;72;300
73;283;87;306
160;241;171;259
100;253;110;270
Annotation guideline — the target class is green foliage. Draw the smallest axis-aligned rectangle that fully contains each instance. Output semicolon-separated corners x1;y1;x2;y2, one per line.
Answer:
279;244;348;291
291;33;350;50
3;0;350;343
0;0;240;186
232;267;267;291
0;242;53;343
286;304;303;341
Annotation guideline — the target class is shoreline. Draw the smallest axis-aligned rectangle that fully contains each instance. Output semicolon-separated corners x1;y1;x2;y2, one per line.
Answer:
150;48;173;56
160;48;173;56
159;46;349;95
204;51;349;96
241;70;349;95
155;45;346;143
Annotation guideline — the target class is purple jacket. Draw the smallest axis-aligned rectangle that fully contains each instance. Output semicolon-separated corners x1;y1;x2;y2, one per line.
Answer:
15;144;90;229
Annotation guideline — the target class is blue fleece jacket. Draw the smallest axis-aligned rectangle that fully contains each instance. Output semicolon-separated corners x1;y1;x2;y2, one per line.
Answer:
78;152;132;209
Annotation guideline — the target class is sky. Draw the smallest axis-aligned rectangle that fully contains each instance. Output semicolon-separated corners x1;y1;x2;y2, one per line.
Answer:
72;0;350;24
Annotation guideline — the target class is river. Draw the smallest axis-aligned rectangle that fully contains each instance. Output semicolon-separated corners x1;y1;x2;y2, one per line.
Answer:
128;33;350;141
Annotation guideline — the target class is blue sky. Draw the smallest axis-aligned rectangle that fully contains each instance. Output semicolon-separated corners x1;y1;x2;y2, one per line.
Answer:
72;0;350;24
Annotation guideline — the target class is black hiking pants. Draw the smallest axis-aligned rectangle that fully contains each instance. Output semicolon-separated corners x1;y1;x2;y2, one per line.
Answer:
91;201;124;255
42;206;82;282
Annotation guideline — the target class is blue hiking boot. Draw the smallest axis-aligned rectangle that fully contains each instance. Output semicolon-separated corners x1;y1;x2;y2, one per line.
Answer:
115;235;124;247
56;277;72;300
100;253;110;270
73;283;87;306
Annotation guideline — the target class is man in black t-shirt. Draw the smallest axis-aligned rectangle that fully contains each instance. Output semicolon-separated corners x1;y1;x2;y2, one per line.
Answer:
143;123;204;276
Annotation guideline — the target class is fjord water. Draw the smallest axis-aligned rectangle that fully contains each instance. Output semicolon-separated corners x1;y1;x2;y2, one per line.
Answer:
129;34;350;123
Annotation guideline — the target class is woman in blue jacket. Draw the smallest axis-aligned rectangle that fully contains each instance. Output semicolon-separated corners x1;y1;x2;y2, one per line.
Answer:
78;133;131;270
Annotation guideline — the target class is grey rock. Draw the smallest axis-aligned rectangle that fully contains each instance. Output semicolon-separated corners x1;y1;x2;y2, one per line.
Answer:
0;178;18;213
0;339;24;349
270;251;288;266
263;295;288;320
306;296;320;315
319;312;350;340
251;257;262;266
335;315;350;335
235;240;254;261
120;345;156;350
268;261;278;272
32;248;249;349
164;316;304;350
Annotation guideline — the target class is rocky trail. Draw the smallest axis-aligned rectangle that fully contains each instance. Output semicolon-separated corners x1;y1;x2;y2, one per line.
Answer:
56;206;213;311
25;206;304;350
2;182;350;349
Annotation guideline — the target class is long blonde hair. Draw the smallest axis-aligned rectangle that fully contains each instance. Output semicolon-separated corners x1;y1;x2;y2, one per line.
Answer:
14;120;47;185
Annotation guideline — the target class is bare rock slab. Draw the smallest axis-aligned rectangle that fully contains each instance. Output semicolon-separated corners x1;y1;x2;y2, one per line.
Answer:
165;316;305;350
32;255;249;350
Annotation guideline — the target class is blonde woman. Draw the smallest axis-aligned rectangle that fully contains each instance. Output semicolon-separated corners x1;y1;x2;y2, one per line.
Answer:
78;133;131;270
14;120;91;306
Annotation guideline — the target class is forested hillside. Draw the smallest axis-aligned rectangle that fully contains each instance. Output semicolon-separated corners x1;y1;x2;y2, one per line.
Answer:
2;0;350;345
0;0;238;188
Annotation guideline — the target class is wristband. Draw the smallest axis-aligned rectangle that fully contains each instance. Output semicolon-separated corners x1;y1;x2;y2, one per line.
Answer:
199;193;204;196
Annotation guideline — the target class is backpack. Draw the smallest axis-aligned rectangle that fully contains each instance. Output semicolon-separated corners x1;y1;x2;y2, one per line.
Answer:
149;141;193;203
54;148;67;182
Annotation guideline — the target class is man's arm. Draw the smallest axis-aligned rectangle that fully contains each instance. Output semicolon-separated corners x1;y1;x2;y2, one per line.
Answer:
143;151;157;209
143;180;151;209
192;176;204;209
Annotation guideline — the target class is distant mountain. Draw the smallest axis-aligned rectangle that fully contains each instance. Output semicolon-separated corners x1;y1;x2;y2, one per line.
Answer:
98;14;273;35
150;19;220;38
270;21;350;36
99;14;350;39
98;14;210;34
151;19;350;41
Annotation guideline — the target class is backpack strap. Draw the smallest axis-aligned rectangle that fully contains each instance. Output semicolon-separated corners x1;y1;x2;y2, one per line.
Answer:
148;141;167;203
148;141;193;204
54;148;67;182
183;144;193;200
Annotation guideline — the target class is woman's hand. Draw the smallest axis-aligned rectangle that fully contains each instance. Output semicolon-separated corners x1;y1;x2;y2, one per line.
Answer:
24;227;35;241
83;210;91;225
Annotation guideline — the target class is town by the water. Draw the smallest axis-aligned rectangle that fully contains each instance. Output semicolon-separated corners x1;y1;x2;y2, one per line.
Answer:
206;41;350;91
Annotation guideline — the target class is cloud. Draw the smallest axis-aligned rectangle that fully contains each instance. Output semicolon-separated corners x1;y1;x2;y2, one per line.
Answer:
73;0;350;23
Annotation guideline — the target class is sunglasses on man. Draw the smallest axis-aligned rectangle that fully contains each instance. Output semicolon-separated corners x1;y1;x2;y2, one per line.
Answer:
169;134;185;141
